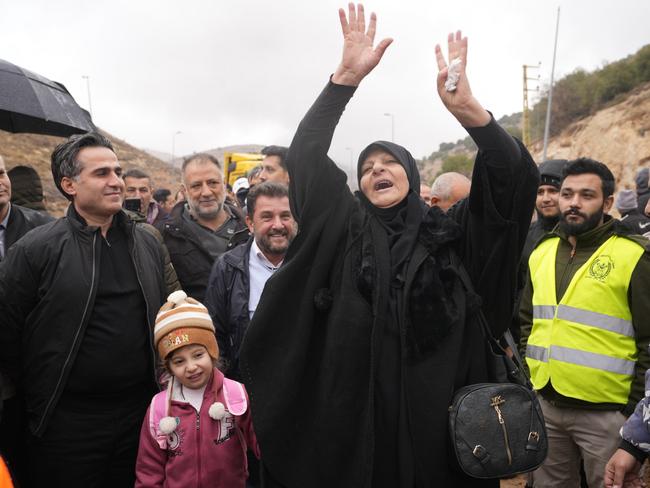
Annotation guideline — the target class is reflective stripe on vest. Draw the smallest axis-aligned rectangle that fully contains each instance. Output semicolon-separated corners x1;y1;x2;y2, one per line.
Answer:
527;235;644;404
526;344;636;376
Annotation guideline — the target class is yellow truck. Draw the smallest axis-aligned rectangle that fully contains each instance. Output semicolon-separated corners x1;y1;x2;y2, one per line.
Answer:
223;152;263;187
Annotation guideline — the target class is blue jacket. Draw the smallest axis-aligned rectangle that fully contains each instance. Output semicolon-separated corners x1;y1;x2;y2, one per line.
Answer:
205;238;252;381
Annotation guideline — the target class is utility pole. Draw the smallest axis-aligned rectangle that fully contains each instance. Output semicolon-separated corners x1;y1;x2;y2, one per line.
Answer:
522;64;540;148
542;6;561;161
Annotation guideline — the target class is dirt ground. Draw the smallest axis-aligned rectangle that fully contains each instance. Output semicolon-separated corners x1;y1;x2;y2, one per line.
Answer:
500;475;526;487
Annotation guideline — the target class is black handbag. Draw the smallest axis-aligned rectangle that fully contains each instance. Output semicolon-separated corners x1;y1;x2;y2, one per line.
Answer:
448;258;548;479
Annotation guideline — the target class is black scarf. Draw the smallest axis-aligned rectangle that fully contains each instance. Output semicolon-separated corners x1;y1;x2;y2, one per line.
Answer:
356;141;427;283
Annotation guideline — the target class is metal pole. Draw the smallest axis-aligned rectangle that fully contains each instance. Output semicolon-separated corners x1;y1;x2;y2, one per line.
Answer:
82;75;93;118
384;113;394;142
542;7;561;161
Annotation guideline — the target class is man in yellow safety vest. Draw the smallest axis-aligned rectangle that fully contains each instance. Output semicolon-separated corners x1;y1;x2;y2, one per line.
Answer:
519;157;650;487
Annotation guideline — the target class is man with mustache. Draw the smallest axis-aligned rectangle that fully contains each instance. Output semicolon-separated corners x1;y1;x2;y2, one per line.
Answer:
205;181;296;382
519;158;650;487
0;133;168;486
159;153;247;303
205;181;295;488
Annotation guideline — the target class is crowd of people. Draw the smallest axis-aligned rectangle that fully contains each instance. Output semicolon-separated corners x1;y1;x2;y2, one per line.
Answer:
1;4;650;488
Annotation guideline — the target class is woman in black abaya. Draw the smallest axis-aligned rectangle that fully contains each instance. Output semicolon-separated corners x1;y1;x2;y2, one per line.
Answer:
240;4;539;487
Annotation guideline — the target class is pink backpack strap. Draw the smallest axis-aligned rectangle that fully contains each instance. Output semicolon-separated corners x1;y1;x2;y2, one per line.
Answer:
222;378;248;416
149;390;169;449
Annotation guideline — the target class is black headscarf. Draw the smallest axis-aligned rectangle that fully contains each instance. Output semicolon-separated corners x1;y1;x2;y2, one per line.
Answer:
356;141;427;282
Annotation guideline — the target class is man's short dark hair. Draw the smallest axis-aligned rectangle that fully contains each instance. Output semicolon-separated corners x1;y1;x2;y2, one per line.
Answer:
247;181;289;218
123;168;152;183
182;153;221;172
153;188;172;204
51;132;114;201
261;145;289;170
562;158;615;198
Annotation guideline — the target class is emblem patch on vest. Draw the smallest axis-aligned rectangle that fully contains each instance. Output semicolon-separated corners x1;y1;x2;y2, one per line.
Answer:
589;255;614;281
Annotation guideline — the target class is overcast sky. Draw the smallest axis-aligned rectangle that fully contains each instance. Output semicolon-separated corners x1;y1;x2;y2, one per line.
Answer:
2;0;649;171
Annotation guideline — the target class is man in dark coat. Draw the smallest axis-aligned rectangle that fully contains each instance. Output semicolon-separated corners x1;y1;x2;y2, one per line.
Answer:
509;159;567;343
205;181;296;382
0;155;52;484
0;133;167;487
240;6;538;487
159;153;246;303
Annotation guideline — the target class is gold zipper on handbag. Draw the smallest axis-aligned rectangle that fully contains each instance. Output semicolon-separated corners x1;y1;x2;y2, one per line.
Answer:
490;395;513;465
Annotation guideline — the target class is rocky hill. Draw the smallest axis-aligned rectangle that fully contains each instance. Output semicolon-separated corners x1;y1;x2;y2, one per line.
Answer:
0;130;181;216
418;82;650;191
529;82;650;190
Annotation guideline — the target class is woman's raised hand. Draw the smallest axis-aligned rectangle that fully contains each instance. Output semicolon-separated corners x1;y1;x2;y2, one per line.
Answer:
332;3;393;87
435;31;490;128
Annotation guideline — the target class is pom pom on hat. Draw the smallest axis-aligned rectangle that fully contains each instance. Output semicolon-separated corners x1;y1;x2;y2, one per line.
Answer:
209;402;226;420
167;290;188;305
159;416;179;434
154;290;219;360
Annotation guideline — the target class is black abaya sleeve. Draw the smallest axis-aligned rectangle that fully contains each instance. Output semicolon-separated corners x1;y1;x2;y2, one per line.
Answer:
448;118;539;337
286;80;357;224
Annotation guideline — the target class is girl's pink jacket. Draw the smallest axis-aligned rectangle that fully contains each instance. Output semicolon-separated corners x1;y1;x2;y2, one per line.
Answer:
135;369;259;488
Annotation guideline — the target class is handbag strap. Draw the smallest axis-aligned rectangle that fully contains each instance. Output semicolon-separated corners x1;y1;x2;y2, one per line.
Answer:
449;249;528;381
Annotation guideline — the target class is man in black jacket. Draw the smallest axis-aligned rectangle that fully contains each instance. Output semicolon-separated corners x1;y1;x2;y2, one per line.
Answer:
205;181;296;382
0;155;52;484
0;133;167;487
159;153;246;303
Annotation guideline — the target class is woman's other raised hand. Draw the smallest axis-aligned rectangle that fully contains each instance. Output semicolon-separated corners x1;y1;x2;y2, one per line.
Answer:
435;31;490;128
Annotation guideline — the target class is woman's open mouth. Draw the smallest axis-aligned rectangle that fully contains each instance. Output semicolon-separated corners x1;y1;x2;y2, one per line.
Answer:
374;180;393;191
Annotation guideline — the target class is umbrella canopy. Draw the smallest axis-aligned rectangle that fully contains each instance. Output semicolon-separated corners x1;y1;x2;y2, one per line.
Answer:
0;59;95;137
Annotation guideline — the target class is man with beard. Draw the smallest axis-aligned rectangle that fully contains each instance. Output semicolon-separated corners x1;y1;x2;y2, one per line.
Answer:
159;154;246;302
519;158;650;487
205;181;296;382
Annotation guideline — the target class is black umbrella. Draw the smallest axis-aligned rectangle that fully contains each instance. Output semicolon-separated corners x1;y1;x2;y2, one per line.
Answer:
0;58;96;137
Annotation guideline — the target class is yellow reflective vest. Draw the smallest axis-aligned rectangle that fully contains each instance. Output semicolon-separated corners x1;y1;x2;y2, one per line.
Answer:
526;235;644;404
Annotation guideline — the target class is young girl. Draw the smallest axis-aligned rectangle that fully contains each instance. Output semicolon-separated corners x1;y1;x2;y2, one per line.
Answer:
135;290;258;487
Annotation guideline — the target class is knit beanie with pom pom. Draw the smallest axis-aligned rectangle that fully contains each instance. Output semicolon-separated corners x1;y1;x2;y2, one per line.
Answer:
154;290;219;361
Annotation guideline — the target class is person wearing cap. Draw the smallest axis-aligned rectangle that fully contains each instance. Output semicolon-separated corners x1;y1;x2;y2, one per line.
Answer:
233;176;250;208
635;167;650;215
135;290;258;488
519;158;650;487
616;188;650;237
526;159;566;252
508;160;567;345
0;133;168;486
